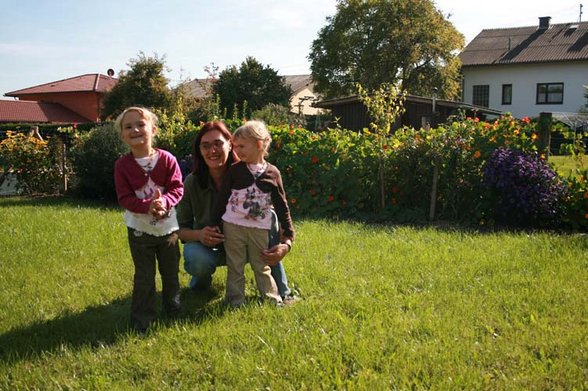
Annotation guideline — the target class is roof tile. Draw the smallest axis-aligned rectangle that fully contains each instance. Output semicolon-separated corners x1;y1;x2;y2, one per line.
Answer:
460;21;588;66
0;100;92;123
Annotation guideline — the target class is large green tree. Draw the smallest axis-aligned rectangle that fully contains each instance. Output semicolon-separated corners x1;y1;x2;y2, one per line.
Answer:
101;53;172;120
213;56;292;118
309;0;464;99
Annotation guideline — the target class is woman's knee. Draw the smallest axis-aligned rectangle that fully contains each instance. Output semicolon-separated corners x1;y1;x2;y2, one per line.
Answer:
183;243;219;276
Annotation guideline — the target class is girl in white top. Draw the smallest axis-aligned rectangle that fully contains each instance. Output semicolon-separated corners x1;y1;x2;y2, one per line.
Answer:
213;120;295;307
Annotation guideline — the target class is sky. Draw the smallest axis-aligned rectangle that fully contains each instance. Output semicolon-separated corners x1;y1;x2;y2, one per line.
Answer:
0;0;584;98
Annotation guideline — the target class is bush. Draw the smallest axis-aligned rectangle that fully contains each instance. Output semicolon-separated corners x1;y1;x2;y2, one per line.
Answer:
483;148;568;227
251;103;306;127
0;131;65;194
69;123;127;201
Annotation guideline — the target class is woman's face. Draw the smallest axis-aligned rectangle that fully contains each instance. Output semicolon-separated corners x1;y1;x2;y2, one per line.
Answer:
199;130;231;170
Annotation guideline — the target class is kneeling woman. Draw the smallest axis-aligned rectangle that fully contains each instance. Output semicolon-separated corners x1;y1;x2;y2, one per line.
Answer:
176;121;294;300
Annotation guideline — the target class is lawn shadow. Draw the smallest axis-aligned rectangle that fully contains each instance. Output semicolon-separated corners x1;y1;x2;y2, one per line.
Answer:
0;287;228;364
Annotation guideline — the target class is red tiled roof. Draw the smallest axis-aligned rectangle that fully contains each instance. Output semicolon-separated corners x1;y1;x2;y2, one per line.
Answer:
460;21;588;66
5;73;118;96
0;100;92;123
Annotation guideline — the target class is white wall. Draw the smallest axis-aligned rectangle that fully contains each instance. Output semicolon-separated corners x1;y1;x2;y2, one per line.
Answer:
462;62;588;118
290;87;321;115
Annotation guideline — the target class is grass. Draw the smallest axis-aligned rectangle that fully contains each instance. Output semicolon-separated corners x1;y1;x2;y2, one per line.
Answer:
1;196;587;390
550;154;586;178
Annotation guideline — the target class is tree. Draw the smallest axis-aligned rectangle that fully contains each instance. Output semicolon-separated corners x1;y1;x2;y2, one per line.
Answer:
213;57;292;119
309;0;464;99
101;53;172;120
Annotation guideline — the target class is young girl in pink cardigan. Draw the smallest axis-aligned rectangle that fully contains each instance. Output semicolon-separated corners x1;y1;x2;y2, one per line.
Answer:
114;106;183;334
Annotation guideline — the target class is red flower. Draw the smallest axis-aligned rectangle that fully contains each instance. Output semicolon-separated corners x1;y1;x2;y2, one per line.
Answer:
391;186;399;193
522;117;531;124
328;195;334;202
474;117;480;123
473;150;482;159
311;155;319;164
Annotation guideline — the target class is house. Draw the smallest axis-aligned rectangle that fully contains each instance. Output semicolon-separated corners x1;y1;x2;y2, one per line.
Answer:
0;100;91;124
314;94;501;132
183;74;321;115
2;73;118;123
459;16;588;120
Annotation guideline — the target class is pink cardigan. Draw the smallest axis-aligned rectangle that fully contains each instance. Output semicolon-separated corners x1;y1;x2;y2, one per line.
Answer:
114;148;184;214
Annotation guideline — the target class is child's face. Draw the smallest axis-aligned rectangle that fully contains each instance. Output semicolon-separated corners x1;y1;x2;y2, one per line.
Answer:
233;136;263;164
120;110;155;149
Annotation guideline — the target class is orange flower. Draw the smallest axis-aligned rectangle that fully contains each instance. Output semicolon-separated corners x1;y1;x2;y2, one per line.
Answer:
585;213;588;219
291;198;297;204
328;195;335;202
474;117;480;123
473;150;482;159
584;191;588;199
531;133;538;141
514;129;520;135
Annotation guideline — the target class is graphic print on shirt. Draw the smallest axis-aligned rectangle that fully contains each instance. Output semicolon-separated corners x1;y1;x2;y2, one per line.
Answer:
228;185;272;221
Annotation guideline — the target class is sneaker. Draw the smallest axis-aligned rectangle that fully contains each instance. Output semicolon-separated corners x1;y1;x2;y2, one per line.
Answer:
282;294;302;306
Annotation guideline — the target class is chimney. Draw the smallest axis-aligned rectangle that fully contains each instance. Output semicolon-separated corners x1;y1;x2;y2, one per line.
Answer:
538;16;551;30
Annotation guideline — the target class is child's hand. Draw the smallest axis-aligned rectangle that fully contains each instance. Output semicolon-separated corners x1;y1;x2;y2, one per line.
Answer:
149;188;168;219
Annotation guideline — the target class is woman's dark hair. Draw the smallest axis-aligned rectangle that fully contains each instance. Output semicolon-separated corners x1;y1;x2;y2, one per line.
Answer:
192;121;238;188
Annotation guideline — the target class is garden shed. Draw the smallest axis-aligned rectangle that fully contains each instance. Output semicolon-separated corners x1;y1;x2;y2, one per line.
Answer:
314;94;502;131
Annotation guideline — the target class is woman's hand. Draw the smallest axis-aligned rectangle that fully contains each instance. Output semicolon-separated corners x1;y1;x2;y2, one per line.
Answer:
260;243;289;266
200;226;224;247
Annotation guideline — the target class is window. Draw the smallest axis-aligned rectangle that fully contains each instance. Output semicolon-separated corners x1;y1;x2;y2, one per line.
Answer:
472;85;489;107
502;84;512;105
536;83;563;104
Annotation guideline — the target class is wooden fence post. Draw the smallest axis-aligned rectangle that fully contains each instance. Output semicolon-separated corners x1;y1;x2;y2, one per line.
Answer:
538;112;552;159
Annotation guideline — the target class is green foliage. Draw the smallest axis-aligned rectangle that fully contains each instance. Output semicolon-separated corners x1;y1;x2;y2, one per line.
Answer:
357;83;406;208
213;56;292;118
101;52;173;120
309;0;464;98
251;103;306;127
1;202;587;389
0;131;66;194
268;114;587;230
69;123;127;200
154;110;199;160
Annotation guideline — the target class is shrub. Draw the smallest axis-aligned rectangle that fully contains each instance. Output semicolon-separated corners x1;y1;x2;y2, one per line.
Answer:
69;123;127;201
0;131;65;194
251;103;306;127
483;148;568;227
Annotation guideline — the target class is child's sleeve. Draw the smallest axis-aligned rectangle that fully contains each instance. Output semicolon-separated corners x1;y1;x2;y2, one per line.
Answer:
114;157;152;214
162;154;184;209
271;168;295;240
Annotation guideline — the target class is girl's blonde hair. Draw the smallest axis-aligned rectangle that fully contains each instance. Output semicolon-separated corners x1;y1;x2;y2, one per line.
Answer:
233;120;272;157
114;106;159;135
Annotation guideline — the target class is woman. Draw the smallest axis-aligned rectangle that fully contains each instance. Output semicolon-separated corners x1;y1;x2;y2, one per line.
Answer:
176;121;295;301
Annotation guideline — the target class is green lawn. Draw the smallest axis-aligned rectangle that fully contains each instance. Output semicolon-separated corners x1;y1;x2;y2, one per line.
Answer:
550;154;587;178
1;197;587;390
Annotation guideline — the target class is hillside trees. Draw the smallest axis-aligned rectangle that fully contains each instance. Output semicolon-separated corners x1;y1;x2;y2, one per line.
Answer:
309;0;464;99
213;56;292;118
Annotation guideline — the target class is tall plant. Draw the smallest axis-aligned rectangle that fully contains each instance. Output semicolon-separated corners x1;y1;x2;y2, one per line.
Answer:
357;83;406;209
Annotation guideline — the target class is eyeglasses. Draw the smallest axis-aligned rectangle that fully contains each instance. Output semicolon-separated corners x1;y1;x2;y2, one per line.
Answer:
199;140;226;150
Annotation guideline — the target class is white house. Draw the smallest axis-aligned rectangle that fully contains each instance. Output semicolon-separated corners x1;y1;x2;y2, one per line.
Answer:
459;16;588;120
